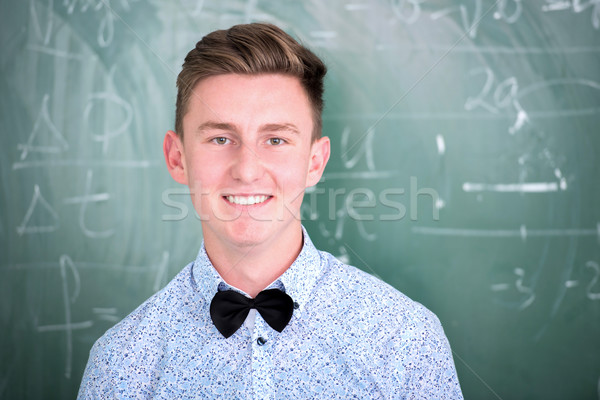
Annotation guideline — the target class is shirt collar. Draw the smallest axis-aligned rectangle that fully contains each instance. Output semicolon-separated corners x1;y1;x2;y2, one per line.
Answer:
192;226;324;309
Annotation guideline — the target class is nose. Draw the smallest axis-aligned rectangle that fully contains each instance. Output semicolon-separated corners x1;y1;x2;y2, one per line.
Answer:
231;143;265;183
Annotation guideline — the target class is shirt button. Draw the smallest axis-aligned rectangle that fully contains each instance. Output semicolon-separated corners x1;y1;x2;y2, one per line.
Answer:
256;337;267;346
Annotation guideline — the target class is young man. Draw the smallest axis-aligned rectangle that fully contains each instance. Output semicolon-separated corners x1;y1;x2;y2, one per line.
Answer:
79;23;463;398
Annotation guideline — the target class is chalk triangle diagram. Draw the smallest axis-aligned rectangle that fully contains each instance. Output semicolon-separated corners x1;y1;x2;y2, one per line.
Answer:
16;184;60;235
18;94;68;161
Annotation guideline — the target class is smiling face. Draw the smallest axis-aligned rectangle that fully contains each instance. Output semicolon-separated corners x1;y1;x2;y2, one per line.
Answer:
164;73;330;255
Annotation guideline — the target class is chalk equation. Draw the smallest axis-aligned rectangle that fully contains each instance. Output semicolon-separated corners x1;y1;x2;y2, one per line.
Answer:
490;260;600;312
32;252;170;378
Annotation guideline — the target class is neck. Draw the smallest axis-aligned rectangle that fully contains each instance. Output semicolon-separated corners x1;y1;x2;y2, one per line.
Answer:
204;226;303;298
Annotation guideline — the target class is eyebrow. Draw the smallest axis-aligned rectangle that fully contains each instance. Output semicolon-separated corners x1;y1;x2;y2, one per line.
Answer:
196;121;300;135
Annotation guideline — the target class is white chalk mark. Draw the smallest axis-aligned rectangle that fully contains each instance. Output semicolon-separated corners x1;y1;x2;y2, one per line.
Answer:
63;170;115;239
341;126;376;171
63;193;110;204
92;308;120;322
12;159;153;170
462;181;564;193
92;307;117;314
30;0;53;45
491;283;510;291
542;1;571;11
59;255;77;378
508;109;529;134
324;107;600;121
321;170;397;181
16;185;59;235
60;255;81;303
97;5;114;47
36;321;93;332
412;226;599;238
377;44;600;54
95;314;120;322
336;246;350;264
565;280;579;288
436;134;446;155
494;0;523;23
586;261;600;300
84;92;133;154
514;268;535;310
27;45;88;61
520;224;527;241
153;251;170;292
543;0;600;28
431;0;483;38
345;3;370;11
17;94;68;161
518;78;600;99
391;0;422;24
435;198;446;210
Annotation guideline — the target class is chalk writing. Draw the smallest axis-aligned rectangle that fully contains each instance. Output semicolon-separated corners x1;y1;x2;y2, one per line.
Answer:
464;67;529;134
30;0;53;45
84;91;133;154
62;0;140;47
35;255;92;379
63;169;115;238
431;0;483;38
412;224;600;239
340;126;376;171
16;185;60;235
390;0;422;24
542;0;600;29
17;94;69;162
491;267;536;310
586;261;600;300
493;0;522;23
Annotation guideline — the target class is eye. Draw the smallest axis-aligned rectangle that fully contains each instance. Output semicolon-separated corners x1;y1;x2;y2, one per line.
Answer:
268;137;284;145
212;137;229;145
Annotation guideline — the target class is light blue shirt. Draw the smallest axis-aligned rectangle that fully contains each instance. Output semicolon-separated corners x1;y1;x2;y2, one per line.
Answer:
78;228;463;399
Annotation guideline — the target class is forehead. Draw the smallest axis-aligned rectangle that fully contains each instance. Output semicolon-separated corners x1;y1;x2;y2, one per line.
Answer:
184;73;314;133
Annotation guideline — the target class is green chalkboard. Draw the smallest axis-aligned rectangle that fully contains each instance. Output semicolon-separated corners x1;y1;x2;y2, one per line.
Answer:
1;1;599;399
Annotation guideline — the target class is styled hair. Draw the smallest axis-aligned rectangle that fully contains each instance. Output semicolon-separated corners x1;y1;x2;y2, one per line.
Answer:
175;23;327;141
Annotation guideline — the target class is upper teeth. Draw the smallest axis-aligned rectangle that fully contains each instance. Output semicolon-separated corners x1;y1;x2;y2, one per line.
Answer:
227;195;269;205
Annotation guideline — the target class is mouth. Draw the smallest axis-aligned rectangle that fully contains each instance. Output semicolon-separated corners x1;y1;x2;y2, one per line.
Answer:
225;195;272;206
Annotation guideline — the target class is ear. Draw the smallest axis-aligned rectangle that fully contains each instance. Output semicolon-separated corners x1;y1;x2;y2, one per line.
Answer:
306;136;330;188
163;130;188;185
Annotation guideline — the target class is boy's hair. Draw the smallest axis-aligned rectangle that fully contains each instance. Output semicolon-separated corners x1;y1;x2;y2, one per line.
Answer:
175;23;327;141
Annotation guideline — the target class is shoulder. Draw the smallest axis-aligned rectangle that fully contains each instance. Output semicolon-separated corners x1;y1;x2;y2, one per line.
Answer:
79;262;201;396
314;250;448;345
100;261;198;343
309;251;463;398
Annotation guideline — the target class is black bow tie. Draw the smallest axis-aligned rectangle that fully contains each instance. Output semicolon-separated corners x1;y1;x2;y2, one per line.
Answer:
210;288;294;338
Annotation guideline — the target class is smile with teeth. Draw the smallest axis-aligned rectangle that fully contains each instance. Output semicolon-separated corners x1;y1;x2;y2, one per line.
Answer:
226;195;271;205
